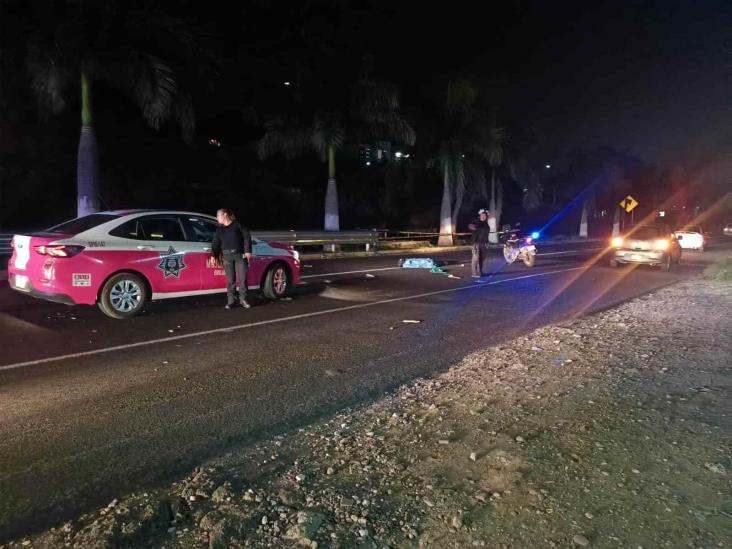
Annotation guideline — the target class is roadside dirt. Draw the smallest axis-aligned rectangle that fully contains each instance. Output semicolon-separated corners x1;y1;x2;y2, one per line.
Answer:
3;274;730;548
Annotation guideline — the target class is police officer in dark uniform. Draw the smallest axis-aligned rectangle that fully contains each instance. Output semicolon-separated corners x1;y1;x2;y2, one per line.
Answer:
468;208;491;278
212;208;252;309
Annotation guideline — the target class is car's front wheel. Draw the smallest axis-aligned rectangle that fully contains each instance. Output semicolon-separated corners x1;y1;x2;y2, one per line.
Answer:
98;273;148;319
262;263;289;299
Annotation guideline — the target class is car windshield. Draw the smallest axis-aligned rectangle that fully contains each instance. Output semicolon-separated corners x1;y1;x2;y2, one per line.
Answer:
628;227;663;240
47;214;121;234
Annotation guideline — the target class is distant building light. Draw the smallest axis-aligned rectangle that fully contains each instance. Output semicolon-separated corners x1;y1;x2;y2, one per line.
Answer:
365;161;371;166
284;81;291;86
545;164;551;169
208;138;221;147
403;154;410;158
395;151;403;158
658;211;666;217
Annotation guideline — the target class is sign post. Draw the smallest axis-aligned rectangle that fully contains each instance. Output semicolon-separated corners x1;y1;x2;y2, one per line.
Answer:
619;195;639;228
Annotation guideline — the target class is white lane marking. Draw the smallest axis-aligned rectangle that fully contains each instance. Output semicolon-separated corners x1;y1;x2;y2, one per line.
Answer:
300;248;604;279
540;247;605;256
301;266;403;278
0;267;583;372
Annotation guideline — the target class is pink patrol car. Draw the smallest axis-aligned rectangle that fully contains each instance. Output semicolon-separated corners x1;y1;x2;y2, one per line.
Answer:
8;210;301;319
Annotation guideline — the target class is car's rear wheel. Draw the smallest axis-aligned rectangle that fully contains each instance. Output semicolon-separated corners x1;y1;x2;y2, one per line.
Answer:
262;263;289;299
98;273;148;319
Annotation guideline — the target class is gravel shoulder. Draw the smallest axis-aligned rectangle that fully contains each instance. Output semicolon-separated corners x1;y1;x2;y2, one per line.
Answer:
3;265;731;548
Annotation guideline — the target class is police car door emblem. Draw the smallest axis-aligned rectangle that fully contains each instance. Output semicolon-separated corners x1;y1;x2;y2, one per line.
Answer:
158;246;187;278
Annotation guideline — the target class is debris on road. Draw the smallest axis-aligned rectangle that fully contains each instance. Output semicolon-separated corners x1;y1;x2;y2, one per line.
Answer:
402;319;422;324
364;273;376;278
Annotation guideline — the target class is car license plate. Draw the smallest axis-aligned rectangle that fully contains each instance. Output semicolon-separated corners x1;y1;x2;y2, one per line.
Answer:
14;274;29;291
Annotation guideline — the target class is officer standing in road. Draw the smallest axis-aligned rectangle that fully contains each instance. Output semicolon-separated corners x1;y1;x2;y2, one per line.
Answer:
212;208;252;309
468;208;491;278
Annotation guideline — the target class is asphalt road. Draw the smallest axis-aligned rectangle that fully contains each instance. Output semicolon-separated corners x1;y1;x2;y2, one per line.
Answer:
0;239;728;541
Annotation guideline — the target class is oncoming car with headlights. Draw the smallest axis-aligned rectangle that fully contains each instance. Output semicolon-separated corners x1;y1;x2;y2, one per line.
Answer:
8;210;301;319
609;225;681;272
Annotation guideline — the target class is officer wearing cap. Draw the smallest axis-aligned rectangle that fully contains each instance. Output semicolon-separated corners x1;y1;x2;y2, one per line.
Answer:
468;209;491;277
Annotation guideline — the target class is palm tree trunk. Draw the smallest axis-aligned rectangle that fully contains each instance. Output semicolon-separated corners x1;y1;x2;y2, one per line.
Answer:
438;162;453;246
324;145;339;232
489;170;496;213
77;71;101;217
450;161;465;232
612;204;621;236
579;199;589;238
495;178;503;229
488;171;499;243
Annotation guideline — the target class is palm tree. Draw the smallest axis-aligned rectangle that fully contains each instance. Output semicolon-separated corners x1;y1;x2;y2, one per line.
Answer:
486;122;508;243
258;71;414;231
23;1;209;216
425;81;503;246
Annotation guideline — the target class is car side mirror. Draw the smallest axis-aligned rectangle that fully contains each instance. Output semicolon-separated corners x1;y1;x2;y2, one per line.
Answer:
676;235;683;240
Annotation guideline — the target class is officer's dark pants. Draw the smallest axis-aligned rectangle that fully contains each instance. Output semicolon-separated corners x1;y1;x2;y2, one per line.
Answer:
471;242;490;276
222;251;248;304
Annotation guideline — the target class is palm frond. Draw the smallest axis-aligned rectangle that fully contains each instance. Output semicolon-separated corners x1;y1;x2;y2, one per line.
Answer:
311;112;344;159
26;39;73;118
126;52;177;130
174;93;195;146
257;117;311;161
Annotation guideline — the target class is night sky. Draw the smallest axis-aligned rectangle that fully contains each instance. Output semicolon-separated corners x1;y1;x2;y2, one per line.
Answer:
375;0;730;186
0;0;729;228
202;0;731;187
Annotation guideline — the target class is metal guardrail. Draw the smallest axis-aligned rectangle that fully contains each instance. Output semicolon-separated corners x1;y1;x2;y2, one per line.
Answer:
0;229;475;256
0;229;605;258
0;230;383;255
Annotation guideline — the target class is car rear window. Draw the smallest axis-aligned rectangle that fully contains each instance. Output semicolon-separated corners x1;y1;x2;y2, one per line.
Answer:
138;217;186;241
47;214;120;234
629;227;663;239
109;220;142;239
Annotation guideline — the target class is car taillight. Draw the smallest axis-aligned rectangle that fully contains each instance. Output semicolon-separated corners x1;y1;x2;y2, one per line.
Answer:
34;245;85;257
611;237;624;247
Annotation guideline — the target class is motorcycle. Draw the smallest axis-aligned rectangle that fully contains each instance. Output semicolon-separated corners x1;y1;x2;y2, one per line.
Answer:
501;226;537;267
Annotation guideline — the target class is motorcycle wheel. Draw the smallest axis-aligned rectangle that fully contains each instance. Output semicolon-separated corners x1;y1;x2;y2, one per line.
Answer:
523;252;536;267
503;246;518;264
